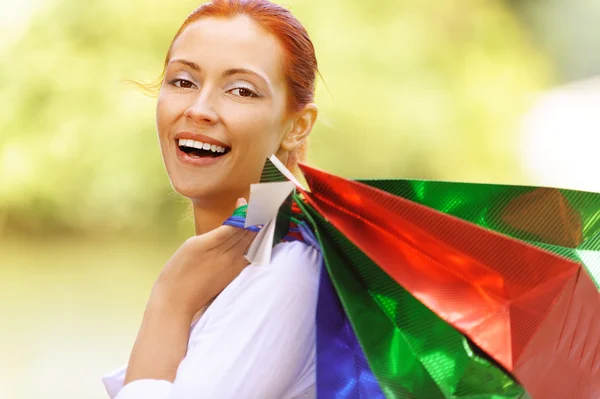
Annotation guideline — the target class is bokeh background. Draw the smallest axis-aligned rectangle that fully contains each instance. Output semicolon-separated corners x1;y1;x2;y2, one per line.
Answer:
1;0;599;397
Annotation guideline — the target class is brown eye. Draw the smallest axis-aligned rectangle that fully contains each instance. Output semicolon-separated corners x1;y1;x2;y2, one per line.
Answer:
171;79;196;89
230;87;258;98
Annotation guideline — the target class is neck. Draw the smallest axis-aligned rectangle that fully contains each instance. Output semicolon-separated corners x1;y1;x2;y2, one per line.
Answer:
191;192;248;235
189;159;303;235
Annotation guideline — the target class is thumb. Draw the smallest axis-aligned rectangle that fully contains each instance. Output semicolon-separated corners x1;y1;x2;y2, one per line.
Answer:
236;197;248;208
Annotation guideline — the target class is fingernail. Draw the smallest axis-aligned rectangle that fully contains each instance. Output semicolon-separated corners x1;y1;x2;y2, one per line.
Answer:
236;197;247;207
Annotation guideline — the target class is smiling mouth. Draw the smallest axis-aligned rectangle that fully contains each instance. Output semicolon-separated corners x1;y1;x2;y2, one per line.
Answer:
177;139;231;158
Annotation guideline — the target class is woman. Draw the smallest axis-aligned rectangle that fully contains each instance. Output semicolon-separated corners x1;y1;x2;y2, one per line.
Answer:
102;1;322;397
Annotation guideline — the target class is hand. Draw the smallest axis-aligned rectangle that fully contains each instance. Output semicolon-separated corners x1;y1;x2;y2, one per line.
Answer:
150;198;257;318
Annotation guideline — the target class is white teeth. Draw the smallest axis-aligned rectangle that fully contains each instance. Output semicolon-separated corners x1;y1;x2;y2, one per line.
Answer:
178;139;229;153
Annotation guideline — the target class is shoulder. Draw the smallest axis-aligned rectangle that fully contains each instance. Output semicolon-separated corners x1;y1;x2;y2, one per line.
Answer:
212;240;321;312
256;240;322;293
187;239;322;346
190;240;322;332
271;240;322;273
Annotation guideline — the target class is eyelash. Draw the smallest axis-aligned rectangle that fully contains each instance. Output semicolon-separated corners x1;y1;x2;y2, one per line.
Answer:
229;87;259;98
170;78;196;89
169;79;259;98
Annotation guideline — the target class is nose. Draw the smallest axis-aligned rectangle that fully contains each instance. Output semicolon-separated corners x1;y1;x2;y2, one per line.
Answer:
184;91;219;125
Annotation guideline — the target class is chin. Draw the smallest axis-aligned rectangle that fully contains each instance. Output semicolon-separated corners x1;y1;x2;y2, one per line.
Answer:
170;175;242;205
171;179;215;201
163;155;257;203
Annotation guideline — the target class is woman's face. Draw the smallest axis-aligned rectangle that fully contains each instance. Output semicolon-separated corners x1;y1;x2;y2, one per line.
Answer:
157;16;292;203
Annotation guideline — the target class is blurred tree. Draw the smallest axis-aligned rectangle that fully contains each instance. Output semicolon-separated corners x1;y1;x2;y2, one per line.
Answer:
506;0;600;82
0;0;552;237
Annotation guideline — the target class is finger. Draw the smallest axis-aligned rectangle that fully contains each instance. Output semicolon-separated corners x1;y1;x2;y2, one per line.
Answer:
239;230;258;254
224;228;257;255
225;229;257;256
201;225;240;251
207;197;249;247
235;197;248;208
221;233;254;272
221;228;251;253
234;234;255;267
188;225;239;251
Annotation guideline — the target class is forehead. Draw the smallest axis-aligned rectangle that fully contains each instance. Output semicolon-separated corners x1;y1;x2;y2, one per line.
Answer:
170;16;285;82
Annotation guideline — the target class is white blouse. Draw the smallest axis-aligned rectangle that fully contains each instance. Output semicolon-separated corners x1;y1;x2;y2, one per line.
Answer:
102;240;322;399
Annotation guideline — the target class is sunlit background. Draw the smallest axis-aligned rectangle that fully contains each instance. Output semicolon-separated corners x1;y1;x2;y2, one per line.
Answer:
1;0;599;398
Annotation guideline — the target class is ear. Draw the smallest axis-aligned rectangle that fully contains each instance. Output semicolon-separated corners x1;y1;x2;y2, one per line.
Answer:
280;103;318;152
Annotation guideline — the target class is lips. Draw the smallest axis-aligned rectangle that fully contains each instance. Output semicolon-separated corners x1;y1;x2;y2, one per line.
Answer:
173;133;231;167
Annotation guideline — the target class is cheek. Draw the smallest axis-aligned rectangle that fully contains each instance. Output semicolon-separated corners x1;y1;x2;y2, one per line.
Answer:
156;93;183;136
228;107;283;152
155;98;169;137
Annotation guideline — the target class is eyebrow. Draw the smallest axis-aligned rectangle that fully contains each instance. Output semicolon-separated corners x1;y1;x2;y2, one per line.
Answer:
169;58;271;87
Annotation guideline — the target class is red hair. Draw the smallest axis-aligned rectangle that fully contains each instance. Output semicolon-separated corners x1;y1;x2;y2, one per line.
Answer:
163;0;319;165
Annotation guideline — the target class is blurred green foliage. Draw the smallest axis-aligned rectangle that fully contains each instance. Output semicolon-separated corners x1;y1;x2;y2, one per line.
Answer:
0;0;553;238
